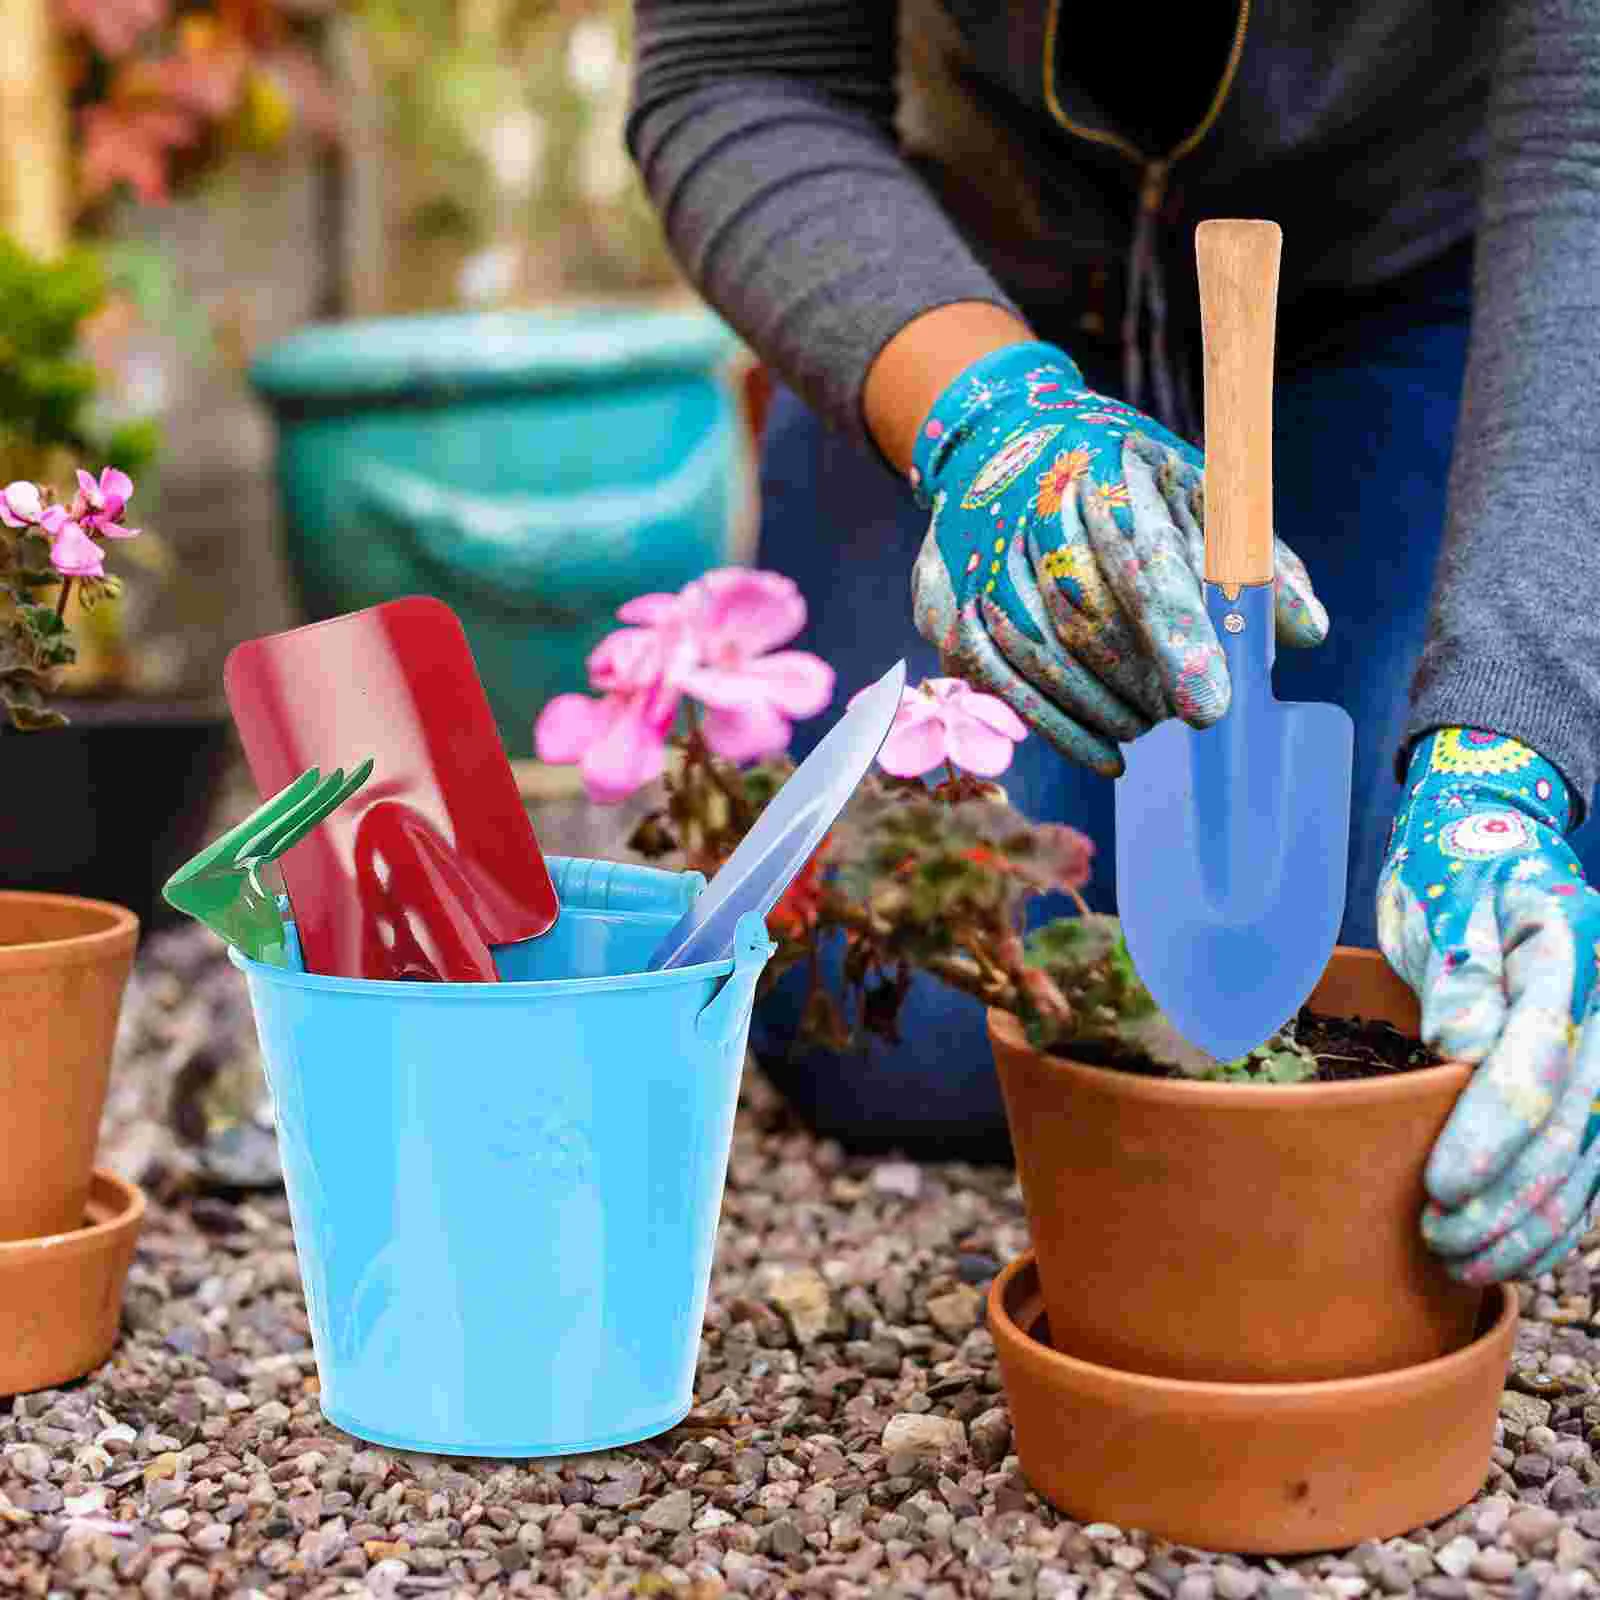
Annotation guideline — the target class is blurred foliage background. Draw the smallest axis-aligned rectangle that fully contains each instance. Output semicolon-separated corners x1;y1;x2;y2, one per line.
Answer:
0;0;684;702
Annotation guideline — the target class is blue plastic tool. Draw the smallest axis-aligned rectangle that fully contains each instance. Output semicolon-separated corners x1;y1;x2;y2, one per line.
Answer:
647;658;908;971
1115;221;1354;1062
234;857;773;1457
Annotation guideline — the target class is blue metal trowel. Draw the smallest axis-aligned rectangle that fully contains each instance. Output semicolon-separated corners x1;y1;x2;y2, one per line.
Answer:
1114;220;1354;1061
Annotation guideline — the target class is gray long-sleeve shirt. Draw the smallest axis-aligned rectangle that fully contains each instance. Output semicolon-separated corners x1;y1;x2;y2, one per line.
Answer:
626;1;1600;820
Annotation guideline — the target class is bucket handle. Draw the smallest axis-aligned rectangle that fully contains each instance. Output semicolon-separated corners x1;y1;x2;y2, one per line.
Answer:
697;912;776;1049
546;856;706;917
347;415;734;619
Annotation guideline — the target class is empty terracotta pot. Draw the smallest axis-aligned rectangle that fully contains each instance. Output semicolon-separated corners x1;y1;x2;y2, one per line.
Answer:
989;1251;1515;1555
0;892;139;1241
988;947;1482;1383
0;1168;146;1394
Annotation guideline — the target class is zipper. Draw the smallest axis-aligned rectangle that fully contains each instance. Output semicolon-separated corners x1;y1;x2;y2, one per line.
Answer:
1040;0;1251;217
1038;0;1249;434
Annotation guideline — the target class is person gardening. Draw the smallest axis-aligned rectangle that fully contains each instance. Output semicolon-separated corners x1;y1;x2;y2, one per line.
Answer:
625;0;1600;1283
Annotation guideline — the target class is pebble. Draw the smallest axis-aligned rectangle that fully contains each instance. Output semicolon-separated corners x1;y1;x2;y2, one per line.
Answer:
768;1267;834;1346
926;1285;984;1339
1435;1538;1478;1579
882;1413;966;1459
969;1408;1013;1468
1474;1549;1520;1583
1215;1564;1259;1599
872;1161;923;1200
1505;1394;1557;1433
1511;1508;1565;1554
640;1489;695;1533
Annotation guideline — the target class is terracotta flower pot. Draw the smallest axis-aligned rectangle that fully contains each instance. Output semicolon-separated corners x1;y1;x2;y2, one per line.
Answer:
988;946;1482;1384
989;1251;1516;1554
0;892;139;1241
0;1168;146;1394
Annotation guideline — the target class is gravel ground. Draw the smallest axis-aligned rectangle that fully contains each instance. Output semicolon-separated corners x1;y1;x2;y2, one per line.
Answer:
7;923;1600;1599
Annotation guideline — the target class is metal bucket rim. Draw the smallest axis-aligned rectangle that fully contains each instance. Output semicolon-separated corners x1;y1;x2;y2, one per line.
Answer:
228;909;735;1001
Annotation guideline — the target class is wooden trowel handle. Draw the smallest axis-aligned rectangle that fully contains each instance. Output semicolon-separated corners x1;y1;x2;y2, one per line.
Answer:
1196;219;1281;589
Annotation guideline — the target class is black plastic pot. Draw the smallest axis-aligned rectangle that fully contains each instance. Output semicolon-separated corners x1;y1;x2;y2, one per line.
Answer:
0;698;233;931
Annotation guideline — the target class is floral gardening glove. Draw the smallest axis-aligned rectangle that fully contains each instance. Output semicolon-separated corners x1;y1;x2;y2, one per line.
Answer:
1378;727;1600;1283
909;341;1328;777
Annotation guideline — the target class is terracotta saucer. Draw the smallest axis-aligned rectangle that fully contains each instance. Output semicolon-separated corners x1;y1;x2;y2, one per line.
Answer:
0;1168;146;1396
989;1250;1516;1555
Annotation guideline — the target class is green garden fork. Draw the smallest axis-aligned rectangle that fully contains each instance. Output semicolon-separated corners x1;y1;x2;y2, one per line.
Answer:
163;761;374;966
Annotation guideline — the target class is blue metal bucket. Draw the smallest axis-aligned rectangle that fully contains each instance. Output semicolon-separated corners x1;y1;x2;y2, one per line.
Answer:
231;858;773;1456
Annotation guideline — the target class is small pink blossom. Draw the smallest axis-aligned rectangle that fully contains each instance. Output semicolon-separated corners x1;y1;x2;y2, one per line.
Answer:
0;481;43;527
867;677;1029;779
72;467;139;539
534;568;834;803
0;469;140;578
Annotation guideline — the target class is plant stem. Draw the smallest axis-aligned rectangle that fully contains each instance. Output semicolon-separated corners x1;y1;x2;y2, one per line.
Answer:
54;576;70;619
682;702;752;838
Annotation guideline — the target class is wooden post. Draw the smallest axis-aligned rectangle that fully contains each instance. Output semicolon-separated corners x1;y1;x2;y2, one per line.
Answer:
326;12;385;317
0;0;70;259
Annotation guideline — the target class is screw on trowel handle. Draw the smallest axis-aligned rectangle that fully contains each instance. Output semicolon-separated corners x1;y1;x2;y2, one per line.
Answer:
1196;219;1281;591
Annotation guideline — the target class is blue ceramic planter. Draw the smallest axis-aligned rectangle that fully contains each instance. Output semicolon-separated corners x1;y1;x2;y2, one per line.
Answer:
750;931;1013;1164
233;857;773;1457
250;307;749;757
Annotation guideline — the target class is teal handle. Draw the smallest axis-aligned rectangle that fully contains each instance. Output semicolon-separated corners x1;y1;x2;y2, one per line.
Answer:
697;913;775;1048
348;415;735;617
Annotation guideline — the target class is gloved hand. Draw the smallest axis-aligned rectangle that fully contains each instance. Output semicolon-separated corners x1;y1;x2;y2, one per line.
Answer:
909;341;1329;776
1378;727;1600;1283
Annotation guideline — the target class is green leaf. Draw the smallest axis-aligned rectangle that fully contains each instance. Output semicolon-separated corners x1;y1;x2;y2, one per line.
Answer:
17;602;65;639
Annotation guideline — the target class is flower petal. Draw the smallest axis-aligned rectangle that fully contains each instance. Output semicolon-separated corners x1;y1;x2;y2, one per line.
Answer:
581;693;670;803
686;568;807;658
95;521;139;540
615;592;681;626
588;626;664;692
98;467;133;515
49;520;106;578
945;714;1020;777
877;716;948;778
76;468;103;509
702;701;793;764
534;692;613;765
952;686;1028;742
2;481;42;524
679;665;761;711
738;652;834;717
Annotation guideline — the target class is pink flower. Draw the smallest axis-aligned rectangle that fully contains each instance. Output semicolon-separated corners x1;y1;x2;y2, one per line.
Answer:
72;467;139;539
867;677;1028;779
535;620;692;803
673;569;834;762
0;480;43;527
39;507;106;578
534;568;834;803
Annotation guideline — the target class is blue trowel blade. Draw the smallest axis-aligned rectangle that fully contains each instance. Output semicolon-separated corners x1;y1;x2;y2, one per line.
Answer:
1114;583;1353;1061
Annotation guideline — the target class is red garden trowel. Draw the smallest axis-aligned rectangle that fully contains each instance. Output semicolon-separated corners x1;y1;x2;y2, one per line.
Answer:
1114;220;1353;1061
225;597;559;981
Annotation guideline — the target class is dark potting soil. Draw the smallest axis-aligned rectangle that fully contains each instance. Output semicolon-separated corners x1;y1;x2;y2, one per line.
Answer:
1293;1009;1444;1081
1057;1009;1445;1082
